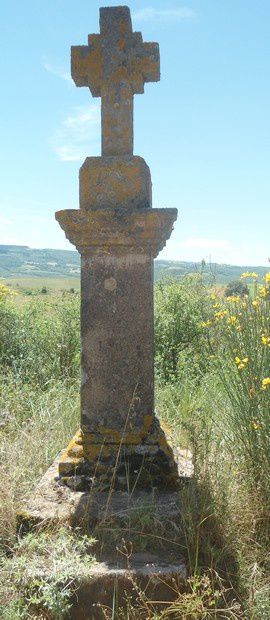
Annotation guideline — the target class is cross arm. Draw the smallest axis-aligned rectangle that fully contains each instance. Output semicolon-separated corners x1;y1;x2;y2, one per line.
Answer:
71;34;102;97
130;37;160;94
142;42;160;83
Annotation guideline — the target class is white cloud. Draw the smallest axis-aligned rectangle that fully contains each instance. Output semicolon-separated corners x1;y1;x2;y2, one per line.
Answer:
51;104;101;162
133;7;197;22
43;60;72;84
183;238;230;250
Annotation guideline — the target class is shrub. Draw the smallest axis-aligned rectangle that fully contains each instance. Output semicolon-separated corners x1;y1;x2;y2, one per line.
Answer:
0;529;96;619
0;282;14;302
0;294;80;386
154;274;211;383
225;279;249;298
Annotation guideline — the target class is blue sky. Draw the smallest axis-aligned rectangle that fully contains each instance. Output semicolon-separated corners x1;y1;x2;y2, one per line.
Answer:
0;0;269;265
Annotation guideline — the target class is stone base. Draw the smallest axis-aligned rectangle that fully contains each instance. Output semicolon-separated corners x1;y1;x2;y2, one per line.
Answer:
17;449;193;535
57;419;192;492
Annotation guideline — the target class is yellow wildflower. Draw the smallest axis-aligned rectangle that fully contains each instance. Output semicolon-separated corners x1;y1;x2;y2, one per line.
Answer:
235;356;248;370
241;272;258;279
201;320;212;328
263;273;270;283
214;310;228;321
252;299;259;308
0;283;14;301
261;377;270;390
228;316;237;325
259;286;267;298
225;296;241;303
251;421;261;431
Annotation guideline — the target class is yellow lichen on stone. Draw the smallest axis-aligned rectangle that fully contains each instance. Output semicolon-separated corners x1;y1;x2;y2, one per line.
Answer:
158;420;174;456
55;207;177;258
81;414;154;445
79;156;152;211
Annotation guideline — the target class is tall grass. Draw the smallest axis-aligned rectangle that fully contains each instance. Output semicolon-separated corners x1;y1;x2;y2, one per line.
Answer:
154;273;270;618
0;276;269;618
156;377;270;620
0;375;79;545
202;272;270;505
0;291;80;385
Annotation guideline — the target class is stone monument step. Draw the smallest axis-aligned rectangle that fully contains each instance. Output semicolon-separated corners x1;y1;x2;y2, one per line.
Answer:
17;448;193;536
67;553;187;619
17;453;190;618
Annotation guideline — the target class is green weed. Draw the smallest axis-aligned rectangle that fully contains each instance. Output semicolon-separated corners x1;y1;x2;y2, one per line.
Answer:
0;528;96;619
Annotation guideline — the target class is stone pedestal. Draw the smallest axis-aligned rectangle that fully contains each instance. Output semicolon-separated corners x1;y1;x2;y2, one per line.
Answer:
17;449;193;619
56;156;178;489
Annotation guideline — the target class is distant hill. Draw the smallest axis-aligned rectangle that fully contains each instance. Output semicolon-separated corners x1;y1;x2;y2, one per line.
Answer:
154;260;268;284
0;245;268;284
0;245;80;279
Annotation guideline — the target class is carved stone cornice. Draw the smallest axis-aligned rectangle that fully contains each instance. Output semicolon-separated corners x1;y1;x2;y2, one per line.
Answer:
55;207;177;257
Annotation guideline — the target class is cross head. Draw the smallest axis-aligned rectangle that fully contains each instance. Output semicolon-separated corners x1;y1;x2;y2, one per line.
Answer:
71;6;160;156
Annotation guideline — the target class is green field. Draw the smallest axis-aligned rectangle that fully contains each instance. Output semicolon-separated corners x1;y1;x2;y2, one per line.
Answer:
5;276;80;294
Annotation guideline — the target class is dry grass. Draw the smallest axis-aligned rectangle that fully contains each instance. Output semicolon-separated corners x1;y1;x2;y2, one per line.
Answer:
0;376;79;546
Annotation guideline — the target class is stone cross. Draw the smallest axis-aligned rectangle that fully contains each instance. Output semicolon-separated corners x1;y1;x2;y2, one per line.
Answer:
71;6;160;156
56;6;178;490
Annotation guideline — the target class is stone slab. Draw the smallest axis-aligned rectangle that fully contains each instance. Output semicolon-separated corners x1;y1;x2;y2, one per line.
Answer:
17;448;193;533
67;555;187;619
25;553;186;619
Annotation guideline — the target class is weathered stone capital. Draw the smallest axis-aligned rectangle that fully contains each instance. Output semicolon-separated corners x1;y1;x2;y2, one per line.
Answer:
55;208;177;258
